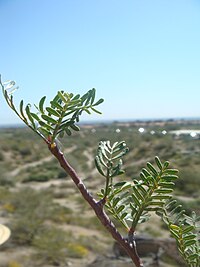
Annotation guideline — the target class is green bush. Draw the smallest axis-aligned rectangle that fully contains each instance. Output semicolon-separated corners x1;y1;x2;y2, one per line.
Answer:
67;243;88;258
8;261;22;267
0;175;14;186
57;169;67;179
32;227;69;264
8;188;59;245
177;167;200;196
22;173;51;183
19;147;32;156
0;151;4;161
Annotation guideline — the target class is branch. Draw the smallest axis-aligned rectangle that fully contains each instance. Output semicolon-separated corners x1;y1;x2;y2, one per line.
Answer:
48;143;143;267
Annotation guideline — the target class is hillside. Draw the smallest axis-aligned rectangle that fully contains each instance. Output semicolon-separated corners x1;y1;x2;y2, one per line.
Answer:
0;119;199;267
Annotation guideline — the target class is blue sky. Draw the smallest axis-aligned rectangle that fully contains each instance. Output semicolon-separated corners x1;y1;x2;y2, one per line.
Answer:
0;0;200;125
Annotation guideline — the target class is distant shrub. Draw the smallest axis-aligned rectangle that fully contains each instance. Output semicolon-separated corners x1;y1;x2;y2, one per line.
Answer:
0;151;4;161
175;198;200;216
0;176;14;186
19;147;32;156
57;170;67;179
67;243;88;258
8;188;58;245
50;206;73;224
22;173;50;183
8;261;22;267
77;235;108;254
0;144;9;152
3;203;15;213
32;227;69;264
177;167;200;195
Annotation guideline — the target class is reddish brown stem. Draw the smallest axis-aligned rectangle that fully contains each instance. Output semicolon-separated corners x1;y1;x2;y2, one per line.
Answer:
49;144;143;267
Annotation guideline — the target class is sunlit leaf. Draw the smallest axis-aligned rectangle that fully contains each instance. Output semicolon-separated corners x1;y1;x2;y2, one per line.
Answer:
25;105;35;128
70;124;80;131
46;107;60;117
147;162;158;175
155;156;163;170
91;106;102;114
39;96;46;114
65;128;72;136
41;114;57;124
93;98;104;106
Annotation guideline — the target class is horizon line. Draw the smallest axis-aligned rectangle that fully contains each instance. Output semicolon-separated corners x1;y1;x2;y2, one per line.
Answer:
0;116;200;128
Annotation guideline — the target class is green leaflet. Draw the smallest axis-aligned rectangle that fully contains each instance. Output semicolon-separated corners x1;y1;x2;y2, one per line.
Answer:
183;234;197;241
39;96;46;114
163;169;179;175
57;91;68;103
93;98;104;106
90;106;102;114
161;174;178;181
155;156;163;170
46;107;61;117
113;197;120;207
41;114;57;125
95;156;106;177
25;105;36;129
50;100;63;110
19;100;28;121
116;205;125;214
159;182;175;188
145;201;165;207
147;162;158;175
131;193;141;207
39;121;54;131
163;161;170;168
30;112;40;121
120;212;128;220
155;188;174;194
71;94;80;101
65;128;72;136
105;192;130;230
141;168;151;177
130;203;138;215
90;88;96;104
187;254;199;261
183;225;195;234
83;109;91;115
132;186;145;201
70;124;80;131
38;126;51;136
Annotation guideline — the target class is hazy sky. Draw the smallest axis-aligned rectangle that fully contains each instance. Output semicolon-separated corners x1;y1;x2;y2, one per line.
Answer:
1;0;200;125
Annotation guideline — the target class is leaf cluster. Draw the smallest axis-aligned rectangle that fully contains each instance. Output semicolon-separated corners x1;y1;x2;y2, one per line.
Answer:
98;181;132;229
1;79;103;143
96;142;200;266
129;157;179;229
95;141;129;178
95;141;130;228
96;145;179;231
158;200;200;267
